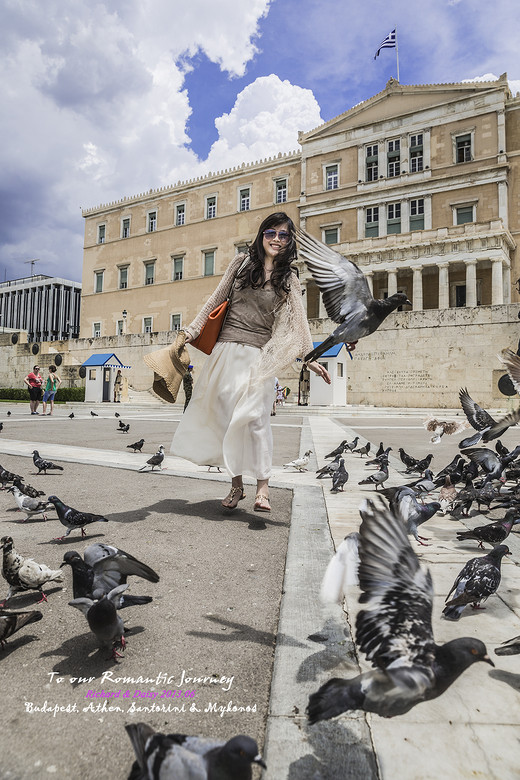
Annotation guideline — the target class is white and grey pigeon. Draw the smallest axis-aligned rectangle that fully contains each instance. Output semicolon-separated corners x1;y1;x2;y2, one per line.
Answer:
139;445;165;472
307;498;494;722
125;722;266;780
442;545;511;621
69;584;127;659
320;532;361;603
0;536;63;605
297;228;411;363
283;450;312;472
7;485;54;522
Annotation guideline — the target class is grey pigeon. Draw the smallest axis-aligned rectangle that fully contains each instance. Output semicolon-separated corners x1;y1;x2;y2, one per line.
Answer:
344;436;360;452
456;510;519;548
47;495;109;540
69;584;127;659
306;498;494;722
358;462;389;489
324;440;347;459
115;412;120;418
0;466;24;489
382;485;441;545
443;545;511;620
316;454;341;479
0;608;43;649
32;450;64;475
7;485;53;522
125;722;266;780
12;477;44;498
458;387;520;448
404;453;433;475
495;636;520;656
498;348;520;395
331;459;349;493
297;228;411;363
0;536;63;605
353;442;371;457
119;423;130;433
139;445;165;472
127;439;145;453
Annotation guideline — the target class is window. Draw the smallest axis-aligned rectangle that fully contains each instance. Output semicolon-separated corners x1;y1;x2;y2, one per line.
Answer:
171;314;182;331
239;188;250;212
366;145;378;181
144;262;155;285
337;362;344;378
236;243;249;255
175;203;185;226
275;178;287;204
116;320;124;335
410;199;425;230
89;369;97;380
94;271;103;293
97;224;106;244
387;139;401;177
206;196;217;219
387;203;401;234
143;317;153;333
456;134;472;163
325;164;339;190
456;205;474;225
173;256;183;281
119;266;128;289
365;207;379;238
93;323;101;338
121;218;130;238
204;250;215;276
409;134;424;173
324;227;339;244
147;211;157;232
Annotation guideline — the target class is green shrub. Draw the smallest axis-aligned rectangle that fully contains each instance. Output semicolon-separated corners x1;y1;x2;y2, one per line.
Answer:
0;387;85;402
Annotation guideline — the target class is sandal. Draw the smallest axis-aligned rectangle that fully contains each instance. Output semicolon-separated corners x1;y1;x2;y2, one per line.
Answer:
254;493;271;512
222;486;246;510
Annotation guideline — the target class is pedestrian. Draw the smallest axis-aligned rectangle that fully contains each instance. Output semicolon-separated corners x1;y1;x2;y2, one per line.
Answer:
42;365;62;416
113;369;123;403
23;364;43;415
271;378;280;416
298;366;310;406
171;211;331;512
183;365;194;412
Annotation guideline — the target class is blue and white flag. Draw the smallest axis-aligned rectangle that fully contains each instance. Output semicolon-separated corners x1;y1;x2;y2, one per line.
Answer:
374;29;396;59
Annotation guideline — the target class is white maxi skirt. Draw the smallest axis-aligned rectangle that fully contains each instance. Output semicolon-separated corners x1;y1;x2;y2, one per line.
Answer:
171;342;275;480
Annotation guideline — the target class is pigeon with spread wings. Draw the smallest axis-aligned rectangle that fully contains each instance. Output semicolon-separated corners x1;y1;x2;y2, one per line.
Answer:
297;228;411;363
423;416;468;444
458;388;520;448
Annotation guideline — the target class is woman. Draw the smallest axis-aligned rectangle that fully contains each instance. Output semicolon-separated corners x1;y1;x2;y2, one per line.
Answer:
172;212;330;511
23;365;43;415
42;365;61;415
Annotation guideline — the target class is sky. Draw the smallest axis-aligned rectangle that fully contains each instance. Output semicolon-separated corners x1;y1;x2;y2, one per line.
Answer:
1;0;519;284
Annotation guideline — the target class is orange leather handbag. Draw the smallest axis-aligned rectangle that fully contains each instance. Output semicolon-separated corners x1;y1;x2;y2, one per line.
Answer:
190;300;229;355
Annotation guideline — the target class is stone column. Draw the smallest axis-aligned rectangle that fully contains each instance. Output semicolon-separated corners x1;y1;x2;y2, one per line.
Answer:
412;265;423;310
438;263;450;309
503;262;511;304
357;207;365;240
491;258;504;305
387;269;398;297
365;271;374;294
464;260;477;308
498;180;508;230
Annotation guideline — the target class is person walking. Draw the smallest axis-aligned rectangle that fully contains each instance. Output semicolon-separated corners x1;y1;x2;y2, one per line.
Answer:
23;365;43;415
42;365;61;415
113;369;123;403
182;365;194;412
171;212;331;512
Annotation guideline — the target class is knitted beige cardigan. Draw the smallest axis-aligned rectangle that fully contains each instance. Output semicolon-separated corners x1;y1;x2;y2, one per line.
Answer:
185;254;314;381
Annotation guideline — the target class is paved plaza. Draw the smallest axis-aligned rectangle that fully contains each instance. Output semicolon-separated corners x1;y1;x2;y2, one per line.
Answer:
0;402;519;779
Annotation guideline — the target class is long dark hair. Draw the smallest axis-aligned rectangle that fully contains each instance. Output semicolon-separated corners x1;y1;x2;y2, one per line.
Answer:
237;212;297;296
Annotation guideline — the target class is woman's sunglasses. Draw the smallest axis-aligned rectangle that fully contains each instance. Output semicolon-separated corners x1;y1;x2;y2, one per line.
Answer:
263;229;291;244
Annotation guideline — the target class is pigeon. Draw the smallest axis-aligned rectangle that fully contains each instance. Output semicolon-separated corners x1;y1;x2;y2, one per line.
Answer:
331;459;349;493
353;442;371;458
283;450;312;472
439;475;458;514
306;498;493;722
125;723;266;780
404;454;434;475
115;412;120;418
7;486;54;522
495;636;520;656
90;411;98;417
398;448;418;470
138;445;165;472
366;447;392;467
68;413;74;419
12;477;45;498
118;419;127;429
320;532;361;602
498;348;520;394
0;536;64;605
316;454;341;479
119;423;130;434
443;545;511;620
344;436;360;453
297;228;411;363
423;416;468;444
382;486;441;544
32;450;64;475
61;543;159;605
495;439;509;457
358;462;389;489
46;496;109;540
0;608;43;649
127;439;145;453
458;388;520;448
434;454;464;483
0;466;24;490
449;474;478;518
0;422;3;432
69;585;127;659
462;445;520;485
455;510;518;548
405;469;436;498
324;440;347;459
6;411;11;417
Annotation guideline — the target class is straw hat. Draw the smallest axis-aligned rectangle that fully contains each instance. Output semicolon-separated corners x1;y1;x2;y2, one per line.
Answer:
143;331;191;403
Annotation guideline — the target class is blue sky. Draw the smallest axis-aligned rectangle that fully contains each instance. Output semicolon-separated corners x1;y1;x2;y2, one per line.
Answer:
0;0;518;284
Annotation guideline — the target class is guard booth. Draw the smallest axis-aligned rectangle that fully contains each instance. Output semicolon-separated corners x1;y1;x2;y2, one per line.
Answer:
81;353;131;403
308;342;348;406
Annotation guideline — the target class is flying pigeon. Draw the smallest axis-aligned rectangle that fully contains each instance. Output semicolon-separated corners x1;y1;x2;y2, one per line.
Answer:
7;486;53;522
46;496;109;540
458;388;520;448
12;477;44;499
320;532;360;603
283;450;312;472
456;510;519;548
307;498;493;722
358;462;389;489
324;440;347;459
0;608;43;649
32;450;64;475
331;459;349;493
127;439;145;453
382;486;441;545
495;636;520;656
443;545;511;620
297;228;411;363
423;416;468;445
0;536;63;605
90;411;98;417
125;723;266;780
69;584;127;659
139;445;165;471
498;348;520;394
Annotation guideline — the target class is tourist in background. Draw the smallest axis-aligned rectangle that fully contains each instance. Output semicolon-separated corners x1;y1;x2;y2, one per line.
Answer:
23;364;43;415
42;365;61;416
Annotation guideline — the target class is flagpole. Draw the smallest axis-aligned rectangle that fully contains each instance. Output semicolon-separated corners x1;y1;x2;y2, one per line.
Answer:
395;27;400;82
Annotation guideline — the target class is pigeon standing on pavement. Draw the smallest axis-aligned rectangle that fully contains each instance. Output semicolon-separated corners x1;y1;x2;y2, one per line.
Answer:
458;387;520;448
7;486;53;522
0;466;24;490
127;439;145;453
297;228;411;363
139;445;165;472
12;477;44;498
125;723;266;780
358;462;389;490
353;442;371;457
316;454;341;479
0;608;43;649
331;459;349;493
324;441;347;459
307;499;493;722
455;510;519;548
32;450;64;475
69;584;127;659
0;536;63;605
404;453;433;475
382;486;441;545
283;450;312;472
68;412;74;419
119;423;130;433
443;545;512;620
46;496;109;540
344;436;360;453
90;411;98;417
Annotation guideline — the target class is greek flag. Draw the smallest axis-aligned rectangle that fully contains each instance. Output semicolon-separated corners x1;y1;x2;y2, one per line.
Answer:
374;29;396;59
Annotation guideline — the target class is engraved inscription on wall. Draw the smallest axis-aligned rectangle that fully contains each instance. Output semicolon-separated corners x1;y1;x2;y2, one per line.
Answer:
381;369;448;392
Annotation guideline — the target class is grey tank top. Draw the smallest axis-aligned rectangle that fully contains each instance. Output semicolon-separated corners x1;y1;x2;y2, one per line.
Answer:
218;285;280;349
